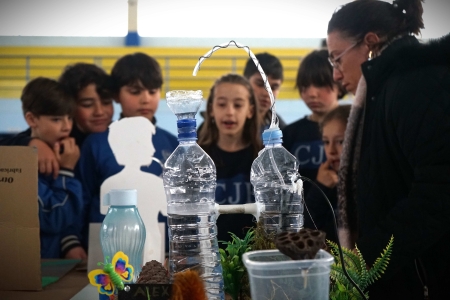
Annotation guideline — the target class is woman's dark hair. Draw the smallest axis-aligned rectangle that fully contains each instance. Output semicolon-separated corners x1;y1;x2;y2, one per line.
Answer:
328;0;424;45
111;52;163;94
21;77;75;117
319;104;351;132
59;63;112;101
198;73;262;159
296;49;347;99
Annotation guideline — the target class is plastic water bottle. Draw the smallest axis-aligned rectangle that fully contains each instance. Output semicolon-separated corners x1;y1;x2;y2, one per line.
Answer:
251;128;303;236
164;90;224;300
100;189;146;283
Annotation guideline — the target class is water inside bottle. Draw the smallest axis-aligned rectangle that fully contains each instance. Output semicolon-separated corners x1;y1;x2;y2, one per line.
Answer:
251;145;304;235
164;142;224;300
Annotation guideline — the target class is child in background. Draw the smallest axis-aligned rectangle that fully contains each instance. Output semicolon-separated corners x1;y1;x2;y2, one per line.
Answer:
58;63;114;148
198;74;262;246
243;52;287;130
20;77;83;258
0;63;114;181
57;63;114;259
303;105;351;243
282;49;345;193
77;52;178;249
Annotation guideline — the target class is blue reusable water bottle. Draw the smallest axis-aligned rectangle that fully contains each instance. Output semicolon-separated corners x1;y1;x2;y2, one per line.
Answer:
100;189;146;283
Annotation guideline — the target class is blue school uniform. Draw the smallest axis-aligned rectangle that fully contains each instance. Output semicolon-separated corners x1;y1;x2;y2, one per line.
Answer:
39;169;83;258
206;145;256;247
76;125;178;249
282;116;326;195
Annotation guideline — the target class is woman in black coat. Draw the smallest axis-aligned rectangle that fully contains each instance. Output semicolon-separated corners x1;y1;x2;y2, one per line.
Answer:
326;0;450;299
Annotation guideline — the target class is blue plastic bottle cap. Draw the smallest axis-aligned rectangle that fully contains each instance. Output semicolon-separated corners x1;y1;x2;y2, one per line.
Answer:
103;189;138;206
177;119;197;140
177;119;196;128
262;128;283;145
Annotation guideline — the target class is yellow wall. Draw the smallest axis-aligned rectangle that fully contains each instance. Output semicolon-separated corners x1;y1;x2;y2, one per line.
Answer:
0;46;314;99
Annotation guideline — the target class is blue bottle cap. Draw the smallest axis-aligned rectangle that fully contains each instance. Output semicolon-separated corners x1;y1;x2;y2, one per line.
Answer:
177;119;197;140
262;128;283;145
103;189;137;206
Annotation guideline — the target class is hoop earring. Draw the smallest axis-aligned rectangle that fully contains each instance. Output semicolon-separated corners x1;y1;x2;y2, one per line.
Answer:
368;51;373;60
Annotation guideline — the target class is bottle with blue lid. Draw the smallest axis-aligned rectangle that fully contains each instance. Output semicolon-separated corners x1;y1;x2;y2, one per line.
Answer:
251;127;304;235
163;90;224;300
100;189;146;283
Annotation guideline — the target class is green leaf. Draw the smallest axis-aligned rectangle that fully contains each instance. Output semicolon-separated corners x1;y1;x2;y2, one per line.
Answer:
220;228;255;300
328;236;394;300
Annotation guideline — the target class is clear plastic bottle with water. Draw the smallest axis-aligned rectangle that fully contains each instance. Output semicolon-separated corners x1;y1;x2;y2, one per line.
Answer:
163;90;224;300
100;189;146;283
251;128;304;236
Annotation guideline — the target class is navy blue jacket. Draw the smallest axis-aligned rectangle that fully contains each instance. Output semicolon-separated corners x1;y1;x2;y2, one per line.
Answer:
39;169;83;258
76;125;177;248
0;130;83;258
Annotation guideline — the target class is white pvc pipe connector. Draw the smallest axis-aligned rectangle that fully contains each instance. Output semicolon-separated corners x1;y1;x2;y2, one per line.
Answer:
214;203;260;220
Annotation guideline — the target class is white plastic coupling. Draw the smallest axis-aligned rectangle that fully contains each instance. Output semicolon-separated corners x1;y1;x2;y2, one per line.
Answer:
216;203;259;219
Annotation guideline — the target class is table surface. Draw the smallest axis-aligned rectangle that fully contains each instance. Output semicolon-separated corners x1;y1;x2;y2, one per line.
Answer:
0;267;89;300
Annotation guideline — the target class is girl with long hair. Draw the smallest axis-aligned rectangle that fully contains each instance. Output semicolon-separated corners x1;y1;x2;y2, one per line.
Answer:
198;73;262;246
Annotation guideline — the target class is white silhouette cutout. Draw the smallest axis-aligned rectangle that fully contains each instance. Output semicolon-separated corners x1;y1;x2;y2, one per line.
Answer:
100;116;167;264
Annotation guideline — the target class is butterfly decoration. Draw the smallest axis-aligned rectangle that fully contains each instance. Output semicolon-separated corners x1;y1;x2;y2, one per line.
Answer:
88;251;134;296
99;293;116;300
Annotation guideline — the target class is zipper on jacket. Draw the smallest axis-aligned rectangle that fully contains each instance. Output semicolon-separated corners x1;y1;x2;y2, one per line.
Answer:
414;258;429;299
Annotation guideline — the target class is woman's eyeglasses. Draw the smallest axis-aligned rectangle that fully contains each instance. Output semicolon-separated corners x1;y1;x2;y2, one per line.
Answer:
328;43;358;70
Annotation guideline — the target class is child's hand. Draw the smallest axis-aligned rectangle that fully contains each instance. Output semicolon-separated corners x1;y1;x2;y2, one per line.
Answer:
29;138;59;179
54;137;80;170
316;160;338;188
65;246;87;260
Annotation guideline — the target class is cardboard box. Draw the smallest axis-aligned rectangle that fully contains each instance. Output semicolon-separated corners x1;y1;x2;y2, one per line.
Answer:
0;146;41;291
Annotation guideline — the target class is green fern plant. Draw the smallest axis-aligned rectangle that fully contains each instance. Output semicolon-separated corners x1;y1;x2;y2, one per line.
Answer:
219;230;254;300
327;236;394;300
